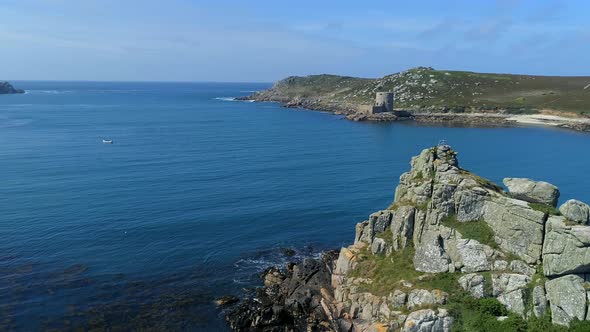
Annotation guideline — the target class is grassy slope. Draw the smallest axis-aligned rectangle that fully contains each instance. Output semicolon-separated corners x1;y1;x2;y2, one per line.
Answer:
259;67;590;115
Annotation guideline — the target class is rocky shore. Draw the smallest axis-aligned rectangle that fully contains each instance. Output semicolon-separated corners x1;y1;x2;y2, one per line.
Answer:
225;145;590;331
0;81;25;94
239;93;590;132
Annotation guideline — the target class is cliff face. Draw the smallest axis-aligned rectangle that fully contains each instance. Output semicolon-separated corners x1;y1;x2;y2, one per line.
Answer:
227;146;590;331
0;81;25;94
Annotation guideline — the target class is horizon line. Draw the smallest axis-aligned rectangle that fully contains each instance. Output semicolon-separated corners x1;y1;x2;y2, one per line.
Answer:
7;79;275;84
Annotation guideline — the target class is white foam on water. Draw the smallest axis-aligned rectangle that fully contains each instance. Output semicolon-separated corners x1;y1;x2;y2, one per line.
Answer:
27;90;74;95
214;97;237;102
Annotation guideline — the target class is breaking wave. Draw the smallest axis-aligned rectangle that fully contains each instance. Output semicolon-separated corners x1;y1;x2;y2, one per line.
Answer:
214;97;237;102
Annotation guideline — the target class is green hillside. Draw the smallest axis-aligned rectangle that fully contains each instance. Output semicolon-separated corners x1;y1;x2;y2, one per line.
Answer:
253;67;590;115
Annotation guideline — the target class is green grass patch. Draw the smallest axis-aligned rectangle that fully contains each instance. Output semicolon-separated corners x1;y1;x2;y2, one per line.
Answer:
414;272;460;293
349;246;421;296
481;271;493;296
472;175;503;192
528;203;560;216
374;229;394;247
441;215;498;250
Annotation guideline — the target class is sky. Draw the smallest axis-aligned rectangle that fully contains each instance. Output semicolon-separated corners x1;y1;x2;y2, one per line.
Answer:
1;0;589;82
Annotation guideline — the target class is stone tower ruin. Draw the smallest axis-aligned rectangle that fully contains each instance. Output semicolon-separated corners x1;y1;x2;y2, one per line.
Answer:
372;91;395;113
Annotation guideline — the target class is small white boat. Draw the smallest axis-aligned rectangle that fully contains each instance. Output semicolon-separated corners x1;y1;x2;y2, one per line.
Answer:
102;139;113;144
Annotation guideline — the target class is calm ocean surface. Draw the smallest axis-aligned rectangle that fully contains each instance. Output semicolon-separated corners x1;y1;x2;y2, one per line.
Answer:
1;81;590;330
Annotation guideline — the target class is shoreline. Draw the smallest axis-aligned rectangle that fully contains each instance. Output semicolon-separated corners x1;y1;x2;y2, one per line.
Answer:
238;96;590;133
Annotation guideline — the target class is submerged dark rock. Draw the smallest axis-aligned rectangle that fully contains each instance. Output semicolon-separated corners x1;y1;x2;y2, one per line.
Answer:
281;247;297;257
0;81;25;94
226;250;339;331
215;295;240;307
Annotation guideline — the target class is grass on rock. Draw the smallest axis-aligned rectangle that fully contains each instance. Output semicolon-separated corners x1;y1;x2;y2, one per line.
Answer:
441;215;498;250
528;203;560;216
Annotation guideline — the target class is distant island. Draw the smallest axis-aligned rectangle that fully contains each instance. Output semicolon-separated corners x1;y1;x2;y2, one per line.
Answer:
0;81;25;94
241;67;590;132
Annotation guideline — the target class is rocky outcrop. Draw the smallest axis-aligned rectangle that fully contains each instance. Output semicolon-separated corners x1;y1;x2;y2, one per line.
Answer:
226;252;339;331
503;177;560;206
532;284;547;318
491;273;531;316
334;247;359;275
543;216;590;277
403;309;453;332
458;274;485;298
225;145;590;330
545;275;588;326
0;81;25;94
559;199;590;224
407;289;448;310
413;231;451;273
482;196;546;264
391;206;415;251
456;239;496;272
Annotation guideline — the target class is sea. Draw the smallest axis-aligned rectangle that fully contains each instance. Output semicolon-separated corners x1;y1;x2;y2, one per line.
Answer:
1;81;590;331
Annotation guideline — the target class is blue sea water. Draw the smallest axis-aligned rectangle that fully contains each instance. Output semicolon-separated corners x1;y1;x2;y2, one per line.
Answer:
1;81;590;331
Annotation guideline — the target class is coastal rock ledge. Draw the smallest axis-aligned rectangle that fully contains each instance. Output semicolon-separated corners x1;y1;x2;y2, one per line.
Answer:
226;145;590;331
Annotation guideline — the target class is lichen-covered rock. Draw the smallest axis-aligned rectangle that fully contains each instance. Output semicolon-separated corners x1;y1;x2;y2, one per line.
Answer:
483;197;546;264
458;273;485;298
545;274;587;326
355;220;371;245
493;260;508;271
543;216;590;277
559;199;590;224
456;238;496;272
371;237;389;255
391;206;415;251
509;260;535;276
503;177;560;206
355;210;394;247
431;289;448;304
407;289;448;310
532;284;547;318
414;230;450;273
455;189;487;222
403;308;453;332
388;290;407;309
492;273;531;315
370;210;394;234
394;148;436;206
407;289;435;311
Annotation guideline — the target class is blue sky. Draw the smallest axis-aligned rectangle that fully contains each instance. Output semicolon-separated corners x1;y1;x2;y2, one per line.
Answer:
1;0;589;81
